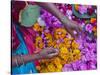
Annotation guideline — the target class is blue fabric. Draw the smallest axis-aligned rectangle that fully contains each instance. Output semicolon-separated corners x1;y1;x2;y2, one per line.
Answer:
12;25;37;74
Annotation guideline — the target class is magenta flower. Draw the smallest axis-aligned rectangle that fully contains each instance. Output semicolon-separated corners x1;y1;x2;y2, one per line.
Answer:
85;24;93;33
62;64;73;71
79;63;87;70
66;9;72;16
79;5;88;14
39;4;97;72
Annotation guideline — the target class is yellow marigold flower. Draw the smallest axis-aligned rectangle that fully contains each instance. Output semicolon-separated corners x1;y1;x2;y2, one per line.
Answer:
56;64;62;70
53;57;61;64
64;38;73;42
35;36;44;49
66;57;73;64
60;47;69;54
75;4;79;11
47;63;56;72
59;43;65;48
40;68;48;73
63;43;71;48
64;38;71;44
36;36;41;40
33;22;42;32
55;69;62;72
52;58;62;70
71;49;81;62
61;60;66;65
59;54;69;61
73;49;80;54
45;33;52;37
63;38;73;48
73;54;81;62
72;40;79;49
54;28;67;39
52;57;61;67
38;43;44;49
44;34;54;47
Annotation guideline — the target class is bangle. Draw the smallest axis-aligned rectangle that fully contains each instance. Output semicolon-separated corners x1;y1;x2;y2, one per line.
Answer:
20;54;25;65
15;58;19;67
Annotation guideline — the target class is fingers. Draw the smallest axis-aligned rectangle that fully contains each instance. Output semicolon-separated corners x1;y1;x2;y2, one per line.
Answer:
54;48;59;54
67;28;76;38
48;49;59;58
75;27;80;37
46;48;59;58
49;52;58;57
47;48;59;54
79;26;82;31
72;21;82;35
73;24;83;39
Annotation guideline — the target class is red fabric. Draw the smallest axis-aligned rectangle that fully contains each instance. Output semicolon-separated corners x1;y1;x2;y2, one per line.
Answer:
19;26;36;54
12;1;26;23
11;1;36;23
12;1;39;66
19;26;40;66
27;1;36;5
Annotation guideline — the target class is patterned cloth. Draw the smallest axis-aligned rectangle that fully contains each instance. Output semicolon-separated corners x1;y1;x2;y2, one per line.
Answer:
12;24;37;74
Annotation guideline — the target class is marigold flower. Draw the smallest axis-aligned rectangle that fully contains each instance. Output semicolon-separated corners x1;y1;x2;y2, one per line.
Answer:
33;22;43;32
44;33;54;47
71;49;81;62
47;63;56;72
60;47;69;54
35;36;44;49
72;40;79;49
54;28;67;39
75;4;79;11
90;18;96;23
36;26;82;73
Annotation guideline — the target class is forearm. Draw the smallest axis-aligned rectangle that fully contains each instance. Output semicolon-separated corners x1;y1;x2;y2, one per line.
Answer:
36;2;70;23
12;53;40;67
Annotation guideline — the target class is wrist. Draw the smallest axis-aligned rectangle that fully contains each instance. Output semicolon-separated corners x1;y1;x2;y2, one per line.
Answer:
59;15;70;25
31;53;41;60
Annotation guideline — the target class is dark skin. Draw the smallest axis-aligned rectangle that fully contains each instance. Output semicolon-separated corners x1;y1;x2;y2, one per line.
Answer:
12;47;59;67
36;2;82;38
12;2;82;67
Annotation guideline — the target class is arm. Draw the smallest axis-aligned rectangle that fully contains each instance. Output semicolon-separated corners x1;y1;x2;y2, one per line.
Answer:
12;53;40;67
36;2;82;38
36;2;67;23
12;47;59;67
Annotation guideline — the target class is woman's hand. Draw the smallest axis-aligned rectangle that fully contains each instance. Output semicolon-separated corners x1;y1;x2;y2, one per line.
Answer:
36;3;82;39
61;17;82;39
38;47;59;59
12;48;59;67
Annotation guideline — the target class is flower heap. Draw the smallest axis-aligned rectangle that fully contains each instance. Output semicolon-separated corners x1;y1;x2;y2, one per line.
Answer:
33;23;81;72
33;4;97;72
